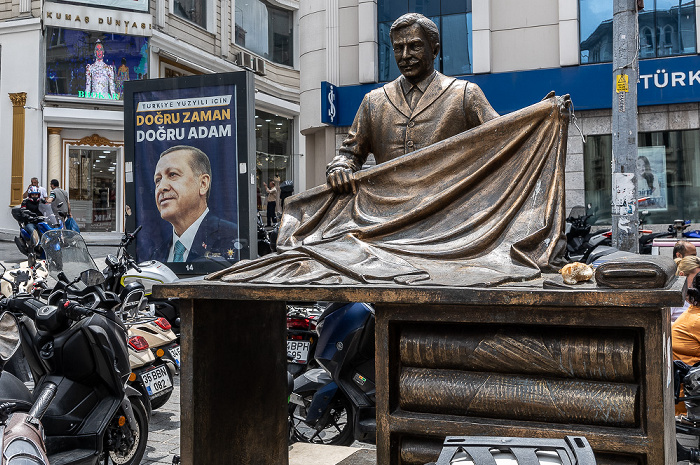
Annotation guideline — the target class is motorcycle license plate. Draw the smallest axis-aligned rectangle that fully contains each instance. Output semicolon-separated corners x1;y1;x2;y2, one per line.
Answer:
140;365;172;398
169;345;181;368
287;340;310;364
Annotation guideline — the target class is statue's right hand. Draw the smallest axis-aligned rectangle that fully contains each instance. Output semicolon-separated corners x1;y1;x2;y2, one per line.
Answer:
327;168;357;195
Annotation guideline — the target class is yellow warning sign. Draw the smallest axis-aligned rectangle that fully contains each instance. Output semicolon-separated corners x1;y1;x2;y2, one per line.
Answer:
616;74;629;93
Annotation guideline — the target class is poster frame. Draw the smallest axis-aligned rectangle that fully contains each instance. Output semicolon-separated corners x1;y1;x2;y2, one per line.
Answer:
124;71;256;275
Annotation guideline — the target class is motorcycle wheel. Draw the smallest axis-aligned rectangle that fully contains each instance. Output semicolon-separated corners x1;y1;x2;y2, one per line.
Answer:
289;394;354;446
100;397;148;465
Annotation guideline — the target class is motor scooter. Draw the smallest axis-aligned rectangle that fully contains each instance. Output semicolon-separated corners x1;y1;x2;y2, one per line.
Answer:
103;226;182;337
0;310;51;465
257;212;275;256
11;205;62;259
287;302;324;378
289;302;376;446
0;229;149;464
125;318;177;410
673;360;700;463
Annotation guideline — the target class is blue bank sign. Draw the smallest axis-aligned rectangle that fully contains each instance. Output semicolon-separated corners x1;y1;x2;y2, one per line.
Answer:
324;54;700;127
321;81;339;126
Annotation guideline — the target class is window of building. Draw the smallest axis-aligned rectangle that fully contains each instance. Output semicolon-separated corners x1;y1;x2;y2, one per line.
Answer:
584;130;700;224
378;0;472;82
580;0;696;64
69;147;120;232
235;1;294;67
255;110;294;213
173;0;207;29
45;27;149;101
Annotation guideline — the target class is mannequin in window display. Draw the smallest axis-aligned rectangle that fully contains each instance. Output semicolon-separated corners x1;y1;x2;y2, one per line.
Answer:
85;40;116;98
116;58;130;99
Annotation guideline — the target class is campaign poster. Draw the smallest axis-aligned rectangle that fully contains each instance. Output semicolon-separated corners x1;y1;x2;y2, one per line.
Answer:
124;72;254;275
637;146;668;211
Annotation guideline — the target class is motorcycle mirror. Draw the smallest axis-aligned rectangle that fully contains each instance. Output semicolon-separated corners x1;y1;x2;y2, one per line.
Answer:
80;269;105;287
0;311;21;362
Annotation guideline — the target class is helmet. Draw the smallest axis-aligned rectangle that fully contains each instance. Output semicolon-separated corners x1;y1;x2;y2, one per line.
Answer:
27;186;40;199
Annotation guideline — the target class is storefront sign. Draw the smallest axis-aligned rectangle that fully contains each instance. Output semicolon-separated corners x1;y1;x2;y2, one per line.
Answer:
321;81;339;126
124;72;255;275
329;54;700;124
52;0;148;12
44;3;152;36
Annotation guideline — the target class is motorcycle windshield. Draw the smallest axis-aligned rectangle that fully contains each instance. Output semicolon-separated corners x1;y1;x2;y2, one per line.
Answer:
40;229;98;283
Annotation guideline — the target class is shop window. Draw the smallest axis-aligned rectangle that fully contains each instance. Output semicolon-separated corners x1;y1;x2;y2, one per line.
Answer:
235;0;294;67
584;130;700;224
255;110;293;214
173;0;208;29
378;0;472;82
580;0;696;64
69;147;119;232
45;27;149;101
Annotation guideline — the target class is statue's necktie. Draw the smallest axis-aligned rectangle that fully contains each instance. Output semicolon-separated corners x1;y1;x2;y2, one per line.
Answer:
173;240;186;262
408;88;422;110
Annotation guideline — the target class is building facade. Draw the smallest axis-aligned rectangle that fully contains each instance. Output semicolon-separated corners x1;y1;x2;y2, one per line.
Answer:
300;0;700;227
0;0;301;237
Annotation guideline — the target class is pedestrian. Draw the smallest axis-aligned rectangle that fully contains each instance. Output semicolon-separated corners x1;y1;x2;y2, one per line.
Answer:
20;186;43;237
274;174;282;218
673;270;700;415
265;181;278;227
674;240;697;260
672;255;700;322
22;177;47;201
45;179;71;225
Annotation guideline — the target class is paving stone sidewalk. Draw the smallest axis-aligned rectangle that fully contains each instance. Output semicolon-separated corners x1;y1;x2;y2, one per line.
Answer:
140;376;181;464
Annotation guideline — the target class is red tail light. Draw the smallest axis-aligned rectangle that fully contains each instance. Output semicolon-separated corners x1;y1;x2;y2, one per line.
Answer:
154;317;171;331
640;229;653;234
128;335;149;351
287;317;311;330
603;232;612;238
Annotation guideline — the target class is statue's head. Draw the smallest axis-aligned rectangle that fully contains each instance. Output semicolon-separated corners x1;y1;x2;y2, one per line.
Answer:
94;41;104;61
389;13;440;84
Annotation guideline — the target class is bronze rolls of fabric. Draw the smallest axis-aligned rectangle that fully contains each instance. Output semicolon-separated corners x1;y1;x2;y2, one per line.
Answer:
593;252;677;289
400;326;636;383
399;368;638;427
399;437;443;465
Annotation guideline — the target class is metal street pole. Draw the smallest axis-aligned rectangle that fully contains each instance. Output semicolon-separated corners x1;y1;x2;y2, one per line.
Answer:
611;0;640;252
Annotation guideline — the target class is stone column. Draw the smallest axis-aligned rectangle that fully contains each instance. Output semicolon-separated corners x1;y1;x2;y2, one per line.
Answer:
8;92;27;206
19;0;30;15
47;128;63;187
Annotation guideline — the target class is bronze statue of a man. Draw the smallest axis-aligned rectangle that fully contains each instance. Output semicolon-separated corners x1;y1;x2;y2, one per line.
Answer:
326;13;499;194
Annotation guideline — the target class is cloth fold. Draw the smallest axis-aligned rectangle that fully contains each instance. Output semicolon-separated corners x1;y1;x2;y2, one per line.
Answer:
209;96;570;287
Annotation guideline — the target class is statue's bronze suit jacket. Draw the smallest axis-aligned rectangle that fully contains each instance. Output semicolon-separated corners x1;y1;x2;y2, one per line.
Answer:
328;72;499;173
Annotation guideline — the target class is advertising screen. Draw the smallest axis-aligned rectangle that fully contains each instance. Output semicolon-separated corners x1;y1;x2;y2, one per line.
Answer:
124;72;255;275
46;27;149;101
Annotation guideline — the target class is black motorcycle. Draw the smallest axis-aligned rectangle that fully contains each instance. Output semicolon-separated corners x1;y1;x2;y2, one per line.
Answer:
674;360;700;463
287;302;324;379
0;229;149;465
257;212;277;256
290;302;376;446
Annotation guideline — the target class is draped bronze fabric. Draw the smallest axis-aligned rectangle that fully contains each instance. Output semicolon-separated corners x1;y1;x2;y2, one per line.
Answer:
209;96;570;287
